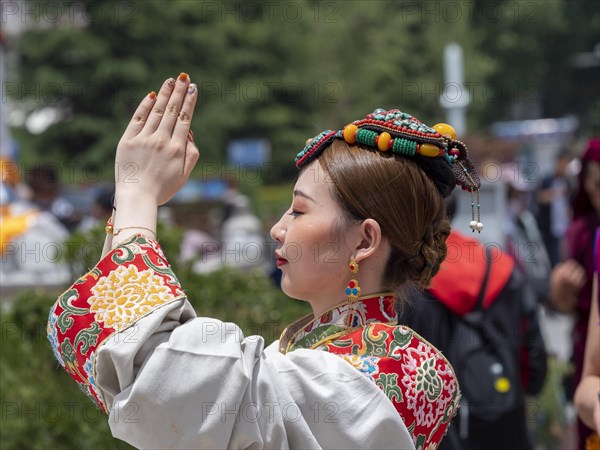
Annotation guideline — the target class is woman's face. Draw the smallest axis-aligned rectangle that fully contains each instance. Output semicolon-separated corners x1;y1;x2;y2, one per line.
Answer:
270;161;355;307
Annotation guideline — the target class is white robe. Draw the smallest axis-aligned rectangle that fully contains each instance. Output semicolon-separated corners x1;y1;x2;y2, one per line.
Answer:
95;298;416;449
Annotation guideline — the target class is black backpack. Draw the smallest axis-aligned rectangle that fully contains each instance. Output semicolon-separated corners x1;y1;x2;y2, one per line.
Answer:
399;249;547;450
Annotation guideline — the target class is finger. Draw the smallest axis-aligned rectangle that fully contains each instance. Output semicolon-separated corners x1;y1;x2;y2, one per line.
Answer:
574;271;587;287
157;73;191;136
141;77;177;135
121;91;157;140
183;139;200;178
172;83;198;148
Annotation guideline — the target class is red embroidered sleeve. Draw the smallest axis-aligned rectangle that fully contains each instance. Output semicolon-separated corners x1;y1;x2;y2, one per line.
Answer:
324;323;460;449
47;235;185;411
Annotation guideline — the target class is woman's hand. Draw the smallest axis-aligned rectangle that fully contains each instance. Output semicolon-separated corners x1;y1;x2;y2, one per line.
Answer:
549;259;586;313
107;73;199;249
115;73;199;206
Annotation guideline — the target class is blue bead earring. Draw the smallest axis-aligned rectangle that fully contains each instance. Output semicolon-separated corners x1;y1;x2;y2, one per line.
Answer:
345;258;361;301
345;258;360;327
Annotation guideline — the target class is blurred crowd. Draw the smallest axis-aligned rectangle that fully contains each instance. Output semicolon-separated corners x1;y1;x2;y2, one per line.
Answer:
0;161;271;292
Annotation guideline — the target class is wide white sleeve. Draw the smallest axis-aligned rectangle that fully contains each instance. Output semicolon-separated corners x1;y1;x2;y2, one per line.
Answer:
47;235;414;449
97;299;415;449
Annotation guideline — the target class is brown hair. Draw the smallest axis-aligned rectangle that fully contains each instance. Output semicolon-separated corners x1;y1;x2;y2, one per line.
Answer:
315;139;451;297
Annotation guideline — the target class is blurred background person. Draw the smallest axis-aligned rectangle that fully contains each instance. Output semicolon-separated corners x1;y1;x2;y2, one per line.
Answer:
574;229;599;449
552;137;600;450
77;183;114;232
0;159;71;291
502;162;552;305
24;164;79;232
537;149;575;267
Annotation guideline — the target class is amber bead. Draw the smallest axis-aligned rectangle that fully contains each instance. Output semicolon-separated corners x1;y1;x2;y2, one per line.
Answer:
433;123;457;140
343;124;358;144
419;143;443;157
377;132;392;151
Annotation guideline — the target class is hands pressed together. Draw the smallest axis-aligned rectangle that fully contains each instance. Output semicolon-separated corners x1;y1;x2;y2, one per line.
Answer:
115;73;199;206
104;73;199;252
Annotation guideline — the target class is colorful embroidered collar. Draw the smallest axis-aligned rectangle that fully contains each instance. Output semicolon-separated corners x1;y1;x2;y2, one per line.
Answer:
278;293;397;354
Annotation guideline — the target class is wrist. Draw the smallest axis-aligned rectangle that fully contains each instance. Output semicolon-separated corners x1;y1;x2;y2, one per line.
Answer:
114;189;159;208
112;190;158;243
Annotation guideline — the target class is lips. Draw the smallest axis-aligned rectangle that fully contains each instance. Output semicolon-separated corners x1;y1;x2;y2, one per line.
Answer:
275;251;288;267
276;258;288;267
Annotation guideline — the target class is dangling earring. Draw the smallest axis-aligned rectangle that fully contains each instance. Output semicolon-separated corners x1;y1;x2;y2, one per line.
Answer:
345;258;361;301
345;258;360;326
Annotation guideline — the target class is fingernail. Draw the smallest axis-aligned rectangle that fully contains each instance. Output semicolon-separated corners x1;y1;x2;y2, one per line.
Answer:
188;130;195;142
148;91;157;100
187;83;197;95
178;72;189;82
166;78;175;88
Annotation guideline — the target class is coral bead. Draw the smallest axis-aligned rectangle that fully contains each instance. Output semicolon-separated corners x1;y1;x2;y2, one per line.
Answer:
377;132;392;151
433;123;457;140
449;148;460;157
343;124;358;144
419;143;443;157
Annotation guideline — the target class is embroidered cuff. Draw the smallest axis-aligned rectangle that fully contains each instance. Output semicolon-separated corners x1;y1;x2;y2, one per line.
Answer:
47;234;185;411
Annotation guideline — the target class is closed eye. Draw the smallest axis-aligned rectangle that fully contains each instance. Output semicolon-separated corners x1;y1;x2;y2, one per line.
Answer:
288;210;303;217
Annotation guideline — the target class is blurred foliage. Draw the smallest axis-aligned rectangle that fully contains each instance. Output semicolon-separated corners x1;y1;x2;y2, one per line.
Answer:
255;182;295;227
8;0;599;177
1;224;308;449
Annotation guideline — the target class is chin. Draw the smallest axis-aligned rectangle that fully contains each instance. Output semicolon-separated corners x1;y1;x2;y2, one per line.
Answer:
280;279;310;303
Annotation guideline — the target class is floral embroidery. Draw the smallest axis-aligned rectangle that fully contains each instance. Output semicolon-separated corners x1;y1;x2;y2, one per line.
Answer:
414;434;426;450
279;294;396;353
74;322;102;354
376;372;403;403
389;326;412;359
47;234;186;412
83;353;102;402
47;304;64;367
351;326;389;357
88;265;178;330
379;295;397;321
401;342;458;430
339;355;380;381
415;357;442;402
56;288;88;334
284;294;461;450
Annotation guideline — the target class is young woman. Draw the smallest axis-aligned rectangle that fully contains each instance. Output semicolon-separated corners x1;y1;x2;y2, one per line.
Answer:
48;74;480;449
553;138;600;449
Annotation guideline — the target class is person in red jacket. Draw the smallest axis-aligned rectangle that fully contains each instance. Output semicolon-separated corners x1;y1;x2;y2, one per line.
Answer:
399;197;547;450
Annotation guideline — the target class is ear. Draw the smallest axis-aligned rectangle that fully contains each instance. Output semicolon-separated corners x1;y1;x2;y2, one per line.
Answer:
354;218;383;262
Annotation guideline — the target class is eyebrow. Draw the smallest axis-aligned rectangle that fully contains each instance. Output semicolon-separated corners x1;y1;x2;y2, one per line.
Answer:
293;189;316;203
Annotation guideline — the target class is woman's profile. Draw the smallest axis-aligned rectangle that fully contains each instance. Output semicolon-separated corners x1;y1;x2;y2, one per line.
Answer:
48;73;480;449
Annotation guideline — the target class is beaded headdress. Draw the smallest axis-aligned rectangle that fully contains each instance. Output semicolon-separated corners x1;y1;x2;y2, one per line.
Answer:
295;108;483;232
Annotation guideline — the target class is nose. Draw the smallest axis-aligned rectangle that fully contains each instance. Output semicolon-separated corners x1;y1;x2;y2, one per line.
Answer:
270;213;287;244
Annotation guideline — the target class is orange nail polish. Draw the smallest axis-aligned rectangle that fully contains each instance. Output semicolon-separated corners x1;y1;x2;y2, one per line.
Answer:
148;91;157;100
178;72;189;82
